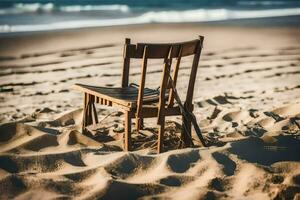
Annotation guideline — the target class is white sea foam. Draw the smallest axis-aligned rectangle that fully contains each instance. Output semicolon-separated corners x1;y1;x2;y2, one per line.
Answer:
60;5;130;12
0;3;130;14
138;8;300;23
0;7;300;33
237;1;286;6
15;3;55;12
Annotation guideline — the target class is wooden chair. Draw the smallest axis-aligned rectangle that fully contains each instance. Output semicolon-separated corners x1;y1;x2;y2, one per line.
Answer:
73;36;204;153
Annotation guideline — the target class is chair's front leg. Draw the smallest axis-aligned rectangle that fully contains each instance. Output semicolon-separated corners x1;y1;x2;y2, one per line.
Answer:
82;94;98;133
82;93;89;133
124;111;132;151
90;96;99;126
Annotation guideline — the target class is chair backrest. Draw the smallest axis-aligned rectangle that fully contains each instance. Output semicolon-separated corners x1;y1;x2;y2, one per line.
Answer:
121;36;204;111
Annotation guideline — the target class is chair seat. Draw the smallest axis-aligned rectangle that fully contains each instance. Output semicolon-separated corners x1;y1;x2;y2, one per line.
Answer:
73;83;161;108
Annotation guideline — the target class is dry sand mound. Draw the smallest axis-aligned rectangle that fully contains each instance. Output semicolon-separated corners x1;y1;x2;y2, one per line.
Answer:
0;103;299;199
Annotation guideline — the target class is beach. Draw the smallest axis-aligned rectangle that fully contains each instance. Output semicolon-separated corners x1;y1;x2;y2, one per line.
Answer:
0;23;300;199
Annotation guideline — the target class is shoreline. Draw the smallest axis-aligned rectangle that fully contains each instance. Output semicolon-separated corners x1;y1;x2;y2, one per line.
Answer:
1;22;300;58
0;15;300;38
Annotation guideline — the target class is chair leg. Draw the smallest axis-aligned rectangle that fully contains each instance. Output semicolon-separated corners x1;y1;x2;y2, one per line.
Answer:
135;118;141;132
82;93;89;133
90;96;99;126
124;111;132;151
82;94;98;133
135;117;145;132
181;115;193;147
157;116;165;153
140;118;144;130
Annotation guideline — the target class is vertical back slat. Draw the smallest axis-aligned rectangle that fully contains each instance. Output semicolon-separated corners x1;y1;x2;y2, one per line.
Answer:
157;46;173;124
157;46;173;153
121;38;131;87
167;45;183;107
135;46;148;130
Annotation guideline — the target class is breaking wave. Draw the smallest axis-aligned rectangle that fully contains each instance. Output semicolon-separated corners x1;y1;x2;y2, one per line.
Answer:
0;6;300;33
0;3;130;14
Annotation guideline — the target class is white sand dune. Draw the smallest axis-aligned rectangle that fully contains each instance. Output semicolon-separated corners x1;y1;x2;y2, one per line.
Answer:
0;24;300;199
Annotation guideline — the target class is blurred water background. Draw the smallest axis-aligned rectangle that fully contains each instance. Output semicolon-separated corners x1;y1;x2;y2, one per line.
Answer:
0;0;300;33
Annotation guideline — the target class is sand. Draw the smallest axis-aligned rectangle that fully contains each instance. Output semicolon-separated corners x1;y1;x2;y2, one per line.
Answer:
0;24;300;199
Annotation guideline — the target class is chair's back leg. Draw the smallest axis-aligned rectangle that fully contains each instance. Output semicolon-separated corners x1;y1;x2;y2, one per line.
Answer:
124;111;132;151
136;118;144;131
157;116;165;153
140;118;144;129
121;38;131;87
181;107;193;147
181;37;204;147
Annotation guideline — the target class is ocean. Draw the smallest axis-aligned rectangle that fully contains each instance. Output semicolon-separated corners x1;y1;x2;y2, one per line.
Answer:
0;0;300;33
